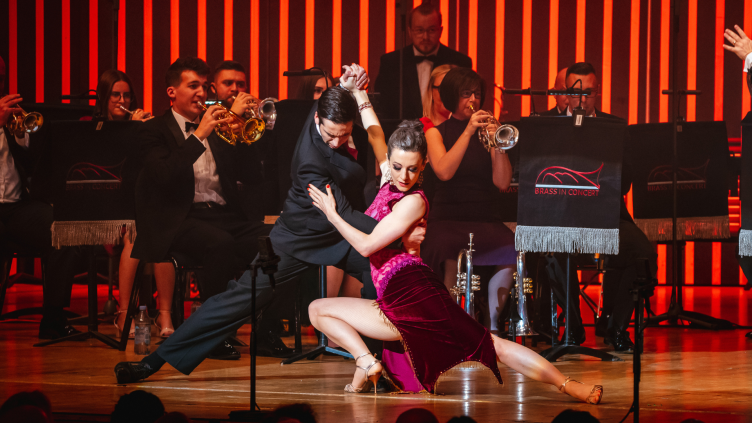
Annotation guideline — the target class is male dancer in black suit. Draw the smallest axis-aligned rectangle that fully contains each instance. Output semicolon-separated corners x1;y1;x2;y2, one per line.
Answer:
375;3;472;120
539;62;656;351
128;57;274;360
114;64;425;383
0;56;80;340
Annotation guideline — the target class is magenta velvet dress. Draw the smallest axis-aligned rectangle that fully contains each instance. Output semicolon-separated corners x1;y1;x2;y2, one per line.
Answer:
365;182;502;393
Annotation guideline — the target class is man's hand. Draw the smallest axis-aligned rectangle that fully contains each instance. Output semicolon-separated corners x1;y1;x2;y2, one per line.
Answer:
402;219;427;254
724;25;752;61
230;92;258;118
194;105;232;140
0;94;23;128
340;63;369;92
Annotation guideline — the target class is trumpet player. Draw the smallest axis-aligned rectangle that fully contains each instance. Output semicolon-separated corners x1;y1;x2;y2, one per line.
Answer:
211;60;259;119
0;55;80;341
91;70;151;121
421;67;515;333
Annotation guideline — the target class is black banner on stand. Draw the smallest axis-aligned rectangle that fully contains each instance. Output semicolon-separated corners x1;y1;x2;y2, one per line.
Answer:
515;116;624;254
740;113;752;255
629;121;730;241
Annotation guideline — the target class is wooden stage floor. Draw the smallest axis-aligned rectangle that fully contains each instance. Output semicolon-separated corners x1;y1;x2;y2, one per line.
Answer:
1;285;751;422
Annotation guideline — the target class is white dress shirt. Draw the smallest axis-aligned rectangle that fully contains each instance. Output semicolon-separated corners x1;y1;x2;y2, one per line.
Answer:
567;107;596;118
414;45;440;104
0;130;30;203
171;108;226;205
744;52;752;72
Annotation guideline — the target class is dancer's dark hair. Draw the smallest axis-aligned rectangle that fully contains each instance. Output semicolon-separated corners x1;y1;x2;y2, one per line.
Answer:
317;86;357;124
388;120;427;160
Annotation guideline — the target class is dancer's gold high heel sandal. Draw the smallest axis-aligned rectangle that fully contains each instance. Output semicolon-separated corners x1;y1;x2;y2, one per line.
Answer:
559;377;603;405
113;310;135;339
344;352;382;394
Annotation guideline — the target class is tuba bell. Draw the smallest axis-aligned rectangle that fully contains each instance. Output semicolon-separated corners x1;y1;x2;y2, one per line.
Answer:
451;233;481;317
509;251;537;338
468;104;519;151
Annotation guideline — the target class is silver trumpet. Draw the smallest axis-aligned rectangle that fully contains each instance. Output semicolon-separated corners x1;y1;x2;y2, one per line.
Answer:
509;251;537;338
118;105;151;119
451;233;481;317
468;104;519;151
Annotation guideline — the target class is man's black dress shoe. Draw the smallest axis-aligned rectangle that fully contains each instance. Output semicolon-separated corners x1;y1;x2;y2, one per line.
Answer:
208;340;241;360
256;330;295;358
559;327;586;345
38;322;83;340
594;316;609;338
114;362;155;384
604;329;635;352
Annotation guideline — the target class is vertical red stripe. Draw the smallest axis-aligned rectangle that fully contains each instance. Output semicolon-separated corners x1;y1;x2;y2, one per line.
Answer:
62;0;70;103
89;0;98;105
386;0;394;53
494;0;505;118
548;0;559;110
250;0;259;97
360;0;369;71
711;242;722;285
601;0;612;114
686;0;697;122
744;1;752;118
413;0;420;8
118;1;126;71
657;244;667;284
305;0;315;68
9;0;17;95
279;0;288;99
521;1;531;115
714;0;724;121
198;0;207;61
144;0;153;111
659;0;669;122
224;0;233;59
440;0;448;47
35;0;44;102
332;0;341;75
171;0;179;62
628;0;639;124
468;0;478;71
685;241;695;285
575;0;586;62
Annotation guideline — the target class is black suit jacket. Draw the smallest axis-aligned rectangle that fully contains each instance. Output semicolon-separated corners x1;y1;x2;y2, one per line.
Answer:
374;44;473;120
131;110;264;261
270;104;378;265
536;107;633;222
2;127;33;200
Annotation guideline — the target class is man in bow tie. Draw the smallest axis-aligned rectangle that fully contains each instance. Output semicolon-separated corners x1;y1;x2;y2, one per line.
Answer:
130;57;272;360
374;3;472;120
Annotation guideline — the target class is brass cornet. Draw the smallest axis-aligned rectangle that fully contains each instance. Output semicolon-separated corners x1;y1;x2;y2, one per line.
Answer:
228;95;279;143
468;104;519;151
198;101;238;145
7;106;43;137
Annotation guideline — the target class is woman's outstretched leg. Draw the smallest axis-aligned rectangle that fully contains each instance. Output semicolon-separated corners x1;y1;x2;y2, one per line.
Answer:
309;297;401;389
491;335;602;403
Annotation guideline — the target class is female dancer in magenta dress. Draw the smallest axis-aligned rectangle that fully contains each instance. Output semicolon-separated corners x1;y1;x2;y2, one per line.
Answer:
307;121;603;404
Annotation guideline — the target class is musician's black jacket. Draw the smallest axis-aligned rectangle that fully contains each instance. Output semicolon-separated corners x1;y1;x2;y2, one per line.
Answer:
131;110;264;261
269;103;378;265
374;44;472;120
539;107;634;222
2;127;34;200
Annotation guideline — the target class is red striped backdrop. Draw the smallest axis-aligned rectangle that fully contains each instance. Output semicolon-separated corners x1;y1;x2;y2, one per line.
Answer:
2;0;752;286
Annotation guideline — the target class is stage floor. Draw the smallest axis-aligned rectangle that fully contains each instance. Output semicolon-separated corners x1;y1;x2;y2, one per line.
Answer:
1;285;751;422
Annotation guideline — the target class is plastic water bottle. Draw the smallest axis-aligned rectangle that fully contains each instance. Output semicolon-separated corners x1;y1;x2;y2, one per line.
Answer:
134;305;151;355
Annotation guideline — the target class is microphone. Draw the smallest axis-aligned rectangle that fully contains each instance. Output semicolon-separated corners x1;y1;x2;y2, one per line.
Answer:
547;88;592;97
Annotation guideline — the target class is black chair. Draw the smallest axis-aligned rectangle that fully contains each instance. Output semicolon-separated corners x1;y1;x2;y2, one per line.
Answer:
0;243;47;321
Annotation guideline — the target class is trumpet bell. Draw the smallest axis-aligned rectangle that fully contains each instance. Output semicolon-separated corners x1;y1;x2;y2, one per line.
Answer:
493;124;519;150
240;118;266;144
18;112;43;136
258;97;278;130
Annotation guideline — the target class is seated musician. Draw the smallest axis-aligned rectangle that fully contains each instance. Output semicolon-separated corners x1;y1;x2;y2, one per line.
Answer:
295;73;336;100
421;67;516;333
546;68;569;116
541;62;657;351
211;60;258;118
87;69;176;339
0;55;79;340
129;57;275;359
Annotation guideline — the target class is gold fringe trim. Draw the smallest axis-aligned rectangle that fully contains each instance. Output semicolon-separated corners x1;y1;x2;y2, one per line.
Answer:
634;216;730;241
372;301;399;334
51;220;136;248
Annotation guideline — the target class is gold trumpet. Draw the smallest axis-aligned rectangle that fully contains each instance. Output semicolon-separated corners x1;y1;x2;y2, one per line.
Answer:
468;104;519;151
198;101;239;145
228;95;279;143
7;106;43;137
118;105;152;119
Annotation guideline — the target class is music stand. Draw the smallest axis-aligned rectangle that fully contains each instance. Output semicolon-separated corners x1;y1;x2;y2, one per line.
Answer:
514;116;622;362
31;120;141;349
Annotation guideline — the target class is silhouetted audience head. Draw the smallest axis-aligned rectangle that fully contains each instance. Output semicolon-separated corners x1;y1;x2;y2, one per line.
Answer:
0;405;52;423
110;390;165;423
395;408;439;423
261;403;317;423
551;409;600;423
0;391;53;416
446;417;477;423
678;420;706;423
155;412;192;423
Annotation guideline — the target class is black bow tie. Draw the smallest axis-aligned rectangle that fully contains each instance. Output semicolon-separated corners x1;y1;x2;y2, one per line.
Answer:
185;121;200;132
415;55;438;63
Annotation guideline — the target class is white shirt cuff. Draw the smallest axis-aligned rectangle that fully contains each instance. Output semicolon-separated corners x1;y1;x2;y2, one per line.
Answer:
744;52;752;72
14;133;30;149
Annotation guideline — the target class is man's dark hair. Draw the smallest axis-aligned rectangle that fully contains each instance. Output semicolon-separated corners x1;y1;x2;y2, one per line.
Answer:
110;390;165;423
261;403;317;423
566;62;597;79
551;409;601;423
165;57;210;88
213;60;246;79
439;67;486;114
408;3;441;28
388;120;427;160
317;86;357;124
